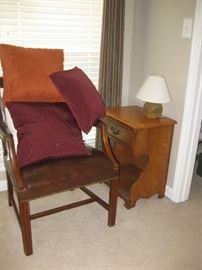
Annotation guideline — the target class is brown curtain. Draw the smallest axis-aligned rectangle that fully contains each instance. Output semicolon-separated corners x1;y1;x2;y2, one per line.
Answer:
98;0;125;108
96;0;125;149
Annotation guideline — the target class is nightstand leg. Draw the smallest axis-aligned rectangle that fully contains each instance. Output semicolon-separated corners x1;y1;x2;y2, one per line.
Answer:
124;200;137;209
158;193;165;199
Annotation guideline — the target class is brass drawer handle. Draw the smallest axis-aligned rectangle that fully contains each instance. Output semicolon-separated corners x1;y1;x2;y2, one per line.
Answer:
110;126;120;135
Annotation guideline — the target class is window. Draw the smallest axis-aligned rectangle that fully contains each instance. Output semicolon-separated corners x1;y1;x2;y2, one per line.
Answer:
0;0;103;147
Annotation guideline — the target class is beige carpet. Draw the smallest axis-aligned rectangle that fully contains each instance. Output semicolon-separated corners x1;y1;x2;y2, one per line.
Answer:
0;175;201;270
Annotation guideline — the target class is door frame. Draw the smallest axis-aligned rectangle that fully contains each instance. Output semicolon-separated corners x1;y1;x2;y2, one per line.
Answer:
171;0;202;202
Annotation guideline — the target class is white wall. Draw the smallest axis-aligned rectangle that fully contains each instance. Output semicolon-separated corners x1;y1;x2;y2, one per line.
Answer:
122;0;196;187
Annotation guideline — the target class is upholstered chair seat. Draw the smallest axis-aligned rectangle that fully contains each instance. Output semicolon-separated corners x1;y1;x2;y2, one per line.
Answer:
18;147;118;202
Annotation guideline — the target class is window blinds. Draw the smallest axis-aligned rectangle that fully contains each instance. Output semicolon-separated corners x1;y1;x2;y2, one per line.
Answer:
0;0;103;150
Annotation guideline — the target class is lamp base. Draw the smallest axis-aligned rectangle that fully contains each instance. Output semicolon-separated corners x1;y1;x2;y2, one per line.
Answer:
143;102;163;119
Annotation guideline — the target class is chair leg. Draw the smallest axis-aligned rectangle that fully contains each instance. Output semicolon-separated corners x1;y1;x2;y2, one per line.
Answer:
6;172;13;207
108;178;119;227
19;201;33;256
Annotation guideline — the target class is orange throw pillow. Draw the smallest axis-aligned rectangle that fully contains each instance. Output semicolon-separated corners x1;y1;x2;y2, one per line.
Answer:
0;44;64;103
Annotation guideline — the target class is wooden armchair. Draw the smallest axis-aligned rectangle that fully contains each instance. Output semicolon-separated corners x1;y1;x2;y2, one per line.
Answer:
0;77;119;256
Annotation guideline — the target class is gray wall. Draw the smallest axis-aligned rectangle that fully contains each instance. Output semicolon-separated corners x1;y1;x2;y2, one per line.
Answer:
122;0;196;187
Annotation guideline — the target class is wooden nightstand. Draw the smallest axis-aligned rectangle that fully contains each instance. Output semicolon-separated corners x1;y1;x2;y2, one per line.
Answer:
102;106;176;209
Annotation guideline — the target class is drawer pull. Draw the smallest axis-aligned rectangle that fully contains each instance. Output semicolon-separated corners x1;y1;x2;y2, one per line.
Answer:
110;126;120;135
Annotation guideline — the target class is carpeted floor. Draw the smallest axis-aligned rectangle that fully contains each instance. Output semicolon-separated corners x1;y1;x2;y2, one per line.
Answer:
0;174;201;270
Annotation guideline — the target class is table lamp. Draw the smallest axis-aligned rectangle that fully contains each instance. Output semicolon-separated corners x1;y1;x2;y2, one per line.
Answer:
136;75;172;118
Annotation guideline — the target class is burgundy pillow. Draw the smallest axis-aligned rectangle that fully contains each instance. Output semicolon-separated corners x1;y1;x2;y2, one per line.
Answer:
50;67;106;134
7;102;91;168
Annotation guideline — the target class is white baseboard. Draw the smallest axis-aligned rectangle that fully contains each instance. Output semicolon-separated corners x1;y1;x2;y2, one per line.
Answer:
0;179;7;192
165;184;173;201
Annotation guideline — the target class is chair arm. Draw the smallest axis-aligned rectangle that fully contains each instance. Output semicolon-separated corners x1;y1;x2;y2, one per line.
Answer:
97;120;119;171
0;94;25;190
6;133;25;191
0;124;25;191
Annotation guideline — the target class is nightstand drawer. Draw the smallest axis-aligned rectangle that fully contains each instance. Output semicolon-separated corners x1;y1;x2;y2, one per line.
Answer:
106;118;135;146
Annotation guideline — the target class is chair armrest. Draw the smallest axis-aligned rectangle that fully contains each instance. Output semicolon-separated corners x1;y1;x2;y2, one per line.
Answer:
96;120;119;171
0;103;25;191
5;133;25;191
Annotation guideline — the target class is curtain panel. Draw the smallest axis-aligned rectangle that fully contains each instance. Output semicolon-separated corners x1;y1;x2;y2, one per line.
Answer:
98;0;125;108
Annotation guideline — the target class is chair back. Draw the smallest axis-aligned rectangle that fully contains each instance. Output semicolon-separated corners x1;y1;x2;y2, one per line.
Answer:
0;77;8;161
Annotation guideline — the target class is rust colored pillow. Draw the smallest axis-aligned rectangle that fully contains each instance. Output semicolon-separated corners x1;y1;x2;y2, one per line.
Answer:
50;67;106;134
0;44;64;103
7;102;91;168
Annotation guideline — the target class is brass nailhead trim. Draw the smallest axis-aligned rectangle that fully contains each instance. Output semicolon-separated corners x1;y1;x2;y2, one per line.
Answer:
19;177;118;203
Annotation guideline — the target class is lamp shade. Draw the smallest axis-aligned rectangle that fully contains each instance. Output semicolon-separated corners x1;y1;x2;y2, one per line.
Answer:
136;75;172;104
